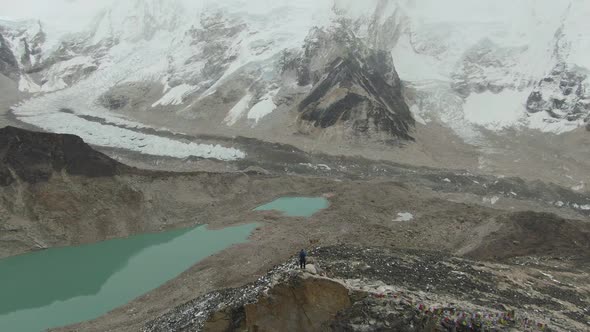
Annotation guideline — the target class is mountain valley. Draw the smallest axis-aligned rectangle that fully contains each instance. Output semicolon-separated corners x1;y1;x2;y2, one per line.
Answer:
0;1;589;331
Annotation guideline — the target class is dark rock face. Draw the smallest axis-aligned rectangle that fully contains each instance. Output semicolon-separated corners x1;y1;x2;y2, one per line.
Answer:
0;33;19;81
283;26;414;141
526;63;590;121
99;93;130;110
0;126;125;185
467;211;590;260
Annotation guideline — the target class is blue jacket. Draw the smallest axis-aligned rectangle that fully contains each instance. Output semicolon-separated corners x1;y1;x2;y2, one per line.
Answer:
299;250;307;260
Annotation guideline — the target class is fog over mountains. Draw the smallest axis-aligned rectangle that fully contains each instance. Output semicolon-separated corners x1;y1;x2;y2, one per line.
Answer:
0;0;589;182
1;3;590;331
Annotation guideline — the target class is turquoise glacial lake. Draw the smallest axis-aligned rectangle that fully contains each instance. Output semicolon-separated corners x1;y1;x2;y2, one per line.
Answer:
0;223;257;332
254;197;330;217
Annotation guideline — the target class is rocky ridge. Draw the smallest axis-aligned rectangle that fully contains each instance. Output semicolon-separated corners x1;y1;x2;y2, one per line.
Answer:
527;63;590;123
0;126;126;186
144;246;590;332
282;24;414;141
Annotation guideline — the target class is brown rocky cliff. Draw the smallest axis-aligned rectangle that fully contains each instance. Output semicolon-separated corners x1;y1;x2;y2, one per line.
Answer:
0;126;144;257
0;126;126;186
203;276;352;332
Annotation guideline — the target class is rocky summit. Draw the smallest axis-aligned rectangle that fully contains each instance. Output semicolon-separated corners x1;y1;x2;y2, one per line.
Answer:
290;26;414;141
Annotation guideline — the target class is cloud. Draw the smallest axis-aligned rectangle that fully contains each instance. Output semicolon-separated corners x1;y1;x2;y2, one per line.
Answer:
0;0;573;33
0;0;115;30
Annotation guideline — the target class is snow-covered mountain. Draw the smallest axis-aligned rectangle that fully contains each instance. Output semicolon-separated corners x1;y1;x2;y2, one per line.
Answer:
1;0;589;160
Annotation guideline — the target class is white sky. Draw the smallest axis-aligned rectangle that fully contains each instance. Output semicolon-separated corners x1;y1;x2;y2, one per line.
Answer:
0;0;573;31
0;0;115;30
0;0;520;22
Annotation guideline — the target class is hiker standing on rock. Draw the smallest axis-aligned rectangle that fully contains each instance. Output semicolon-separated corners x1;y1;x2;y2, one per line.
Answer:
299;249;307;269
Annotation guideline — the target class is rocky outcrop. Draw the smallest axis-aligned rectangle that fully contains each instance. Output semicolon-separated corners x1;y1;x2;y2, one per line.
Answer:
98;82;162;111
244;277;350;331
524;21;590;126
466;211;590;260
0;33;19;81
526;63;590;122
203;276;351;332
282;26;415;141
144;245;590;332
452;38;530;97
0;126;126;185
1;21;46;74
20;24;45;71
175;12;246;87
0;19;104;92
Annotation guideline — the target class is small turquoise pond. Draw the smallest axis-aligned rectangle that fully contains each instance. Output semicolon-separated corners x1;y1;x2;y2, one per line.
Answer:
0;223;257;332
254;197;330;217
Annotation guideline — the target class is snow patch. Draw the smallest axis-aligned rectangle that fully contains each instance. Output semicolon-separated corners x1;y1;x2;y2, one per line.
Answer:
299;163;331;171
18;75;40;93
483;196;500;205
394;212;414;222
463;89;528;130
539;271;561;284
152;84;196;107
409;105;427;125
572;182;585;192
391;34;449;82
225;94;253;126
247;89;279;123
37;56;94;93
